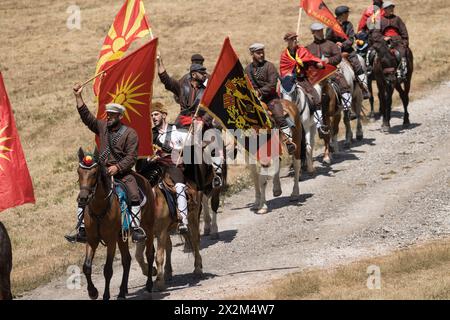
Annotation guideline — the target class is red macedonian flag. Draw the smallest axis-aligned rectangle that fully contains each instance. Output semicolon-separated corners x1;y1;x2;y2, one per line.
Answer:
300;0;348;40
97;38;158;158
0;72;35;212
93;0;151;96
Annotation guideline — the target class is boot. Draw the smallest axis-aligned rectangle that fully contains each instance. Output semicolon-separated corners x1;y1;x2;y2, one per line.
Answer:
399;57;408;80
175;183;189;234
131;206;147;243
64;207;86;243
280;126;296;155
341;92;353;112
314;109;329;135
357;73;371;100
211;156;223;188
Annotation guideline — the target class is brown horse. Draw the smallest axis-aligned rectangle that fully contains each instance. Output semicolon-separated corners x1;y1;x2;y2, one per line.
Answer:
317;80;341;165
135;159;203;292
77;147;154;300
0;221;12;300
372;38;414;132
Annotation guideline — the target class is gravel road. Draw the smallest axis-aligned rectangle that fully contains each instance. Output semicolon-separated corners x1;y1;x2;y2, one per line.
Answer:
21;82;450;300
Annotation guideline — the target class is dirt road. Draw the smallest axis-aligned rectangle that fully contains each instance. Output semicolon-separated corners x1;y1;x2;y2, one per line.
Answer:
20;82;450;300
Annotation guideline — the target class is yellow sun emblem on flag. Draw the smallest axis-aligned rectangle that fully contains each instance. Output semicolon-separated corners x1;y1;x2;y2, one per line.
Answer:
0;125;13;171
95;1;150;75
107;72;150;122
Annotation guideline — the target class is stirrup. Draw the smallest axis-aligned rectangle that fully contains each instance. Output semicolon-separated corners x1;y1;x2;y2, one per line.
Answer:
212;175;223;188
178;222;188;234
131;227;147;243
318;125;330;136
64;227;86;244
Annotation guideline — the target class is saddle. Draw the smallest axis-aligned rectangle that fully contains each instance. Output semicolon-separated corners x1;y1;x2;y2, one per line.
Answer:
326;79;343;108
113;179;147;232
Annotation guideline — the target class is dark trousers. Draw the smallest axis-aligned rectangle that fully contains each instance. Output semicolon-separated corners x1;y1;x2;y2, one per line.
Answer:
116;173;140;204
330;72;351;94
347;51;365;76
298;79;321;111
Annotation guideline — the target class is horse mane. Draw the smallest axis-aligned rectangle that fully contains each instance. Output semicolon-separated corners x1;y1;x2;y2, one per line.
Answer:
372;37;397;69
98;163;112;194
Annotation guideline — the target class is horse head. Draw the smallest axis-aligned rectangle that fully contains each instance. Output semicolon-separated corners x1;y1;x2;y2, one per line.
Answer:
77;147;101;207
372;35;398;84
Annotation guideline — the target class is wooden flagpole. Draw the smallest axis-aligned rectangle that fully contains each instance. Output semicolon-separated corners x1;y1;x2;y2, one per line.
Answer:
296;7;304;37
80;70;106;88
175;105;202;167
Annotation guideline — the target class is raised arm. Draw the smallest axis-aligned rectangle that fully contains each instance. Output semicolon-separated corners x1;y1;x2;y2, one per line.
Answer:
157;54;181;97
73;83;100;135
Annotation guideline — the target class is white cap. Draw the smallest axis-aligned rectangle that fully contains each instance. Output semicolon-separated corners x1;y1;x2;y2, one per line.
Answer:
249;43;265;52
310;22;325;31
382;1;395;9
105;103;126;114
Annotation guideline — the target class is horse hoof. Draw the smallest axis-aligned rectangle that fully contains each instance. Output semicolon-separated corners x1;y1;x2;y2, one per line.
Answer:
117;293;126;300
273;189;282;197
164;273;173;282
356;134;363;141
210;233;219;240
103;294;110;301
88;288;99;300
155;281;166;292
343;142;351;149
152;266;157;277
323;157;332;165
290;194;300;202
193;268;203;277
381;125;390;133
402;123;411;129
203;227;211;236
146;280;153;293
257;207;268;215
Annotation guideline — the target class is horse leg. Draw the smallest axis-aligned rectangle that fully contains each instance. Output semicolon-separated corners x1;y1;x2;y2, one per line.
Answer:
191;199;203;276
368;78;377;120
343;110;352;148
209;191;220;240
145;235;155;293
250;164;262;210
164;235;173;282
377;79;390;132
102;241;116;300
291;156;301;198
273;163;282;198
257;173;269;214
135;242;149;276
202;195;211;236
304;125;315;174
155;233;167;291
396;82;410;128
83;242;99;300
332;113;341;153
117;239;131;299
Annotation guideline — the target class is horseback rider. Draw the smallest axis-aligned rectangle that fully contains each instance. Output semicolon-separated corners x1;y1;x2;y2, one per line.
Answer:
307;23;353;114
358;0;384;33
65;84;146;243
147;102;190;233
175;54;210;104
244;43;296;155
378;1;409;80
157;54;224;188
279;32;328;134
326;5;371;99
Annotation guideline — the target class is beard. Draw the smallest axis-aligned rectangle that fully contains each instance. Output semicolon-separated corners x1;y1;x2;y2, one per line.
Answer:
107;118;120;128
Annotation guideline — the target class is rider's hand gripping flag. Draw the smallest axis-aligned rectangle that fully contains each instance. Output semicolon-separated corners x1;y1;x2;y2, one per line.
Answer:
0;72;35;212
93;0;152;96
97;38;158;158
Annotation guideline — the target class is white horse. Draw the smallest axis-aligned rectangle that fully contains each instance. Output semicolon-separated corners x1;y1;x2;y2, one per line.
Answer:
339;56;365;149
250;100;303;214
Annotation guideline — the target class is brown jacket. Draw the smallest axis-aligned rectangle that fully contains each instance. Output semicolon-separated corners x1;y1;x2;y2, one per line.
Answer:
159;71;206;116
78;104;138;173
380;15;409;46
326;21;356;53
306;39;342;67
244;60;279;104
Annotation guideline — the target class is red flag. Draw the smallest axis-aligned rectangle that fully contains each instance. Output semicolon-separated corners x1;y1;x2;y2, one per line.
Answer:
200;38;277;161
0;72;35;212
300;0;348;40
97;38;158;157
93;0;151;96
279;47;336;85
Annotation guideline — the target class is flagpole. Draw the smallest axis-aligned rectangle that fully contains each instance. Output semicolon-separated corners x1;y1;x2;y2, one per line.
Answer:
296;7;303;37
80;70;106;88
175;105;201;167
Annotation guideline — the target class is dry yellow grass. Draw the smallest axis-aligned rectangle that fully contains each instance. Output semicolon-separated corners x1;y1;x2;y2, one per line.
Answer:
0;0;449;295
233;239;450;300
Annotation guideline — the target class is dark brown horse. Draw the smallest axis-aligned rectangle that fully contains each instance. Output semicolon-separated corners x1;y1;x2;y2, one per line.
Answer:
372;38;414;132
0;221;12;300
77;147;155;299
